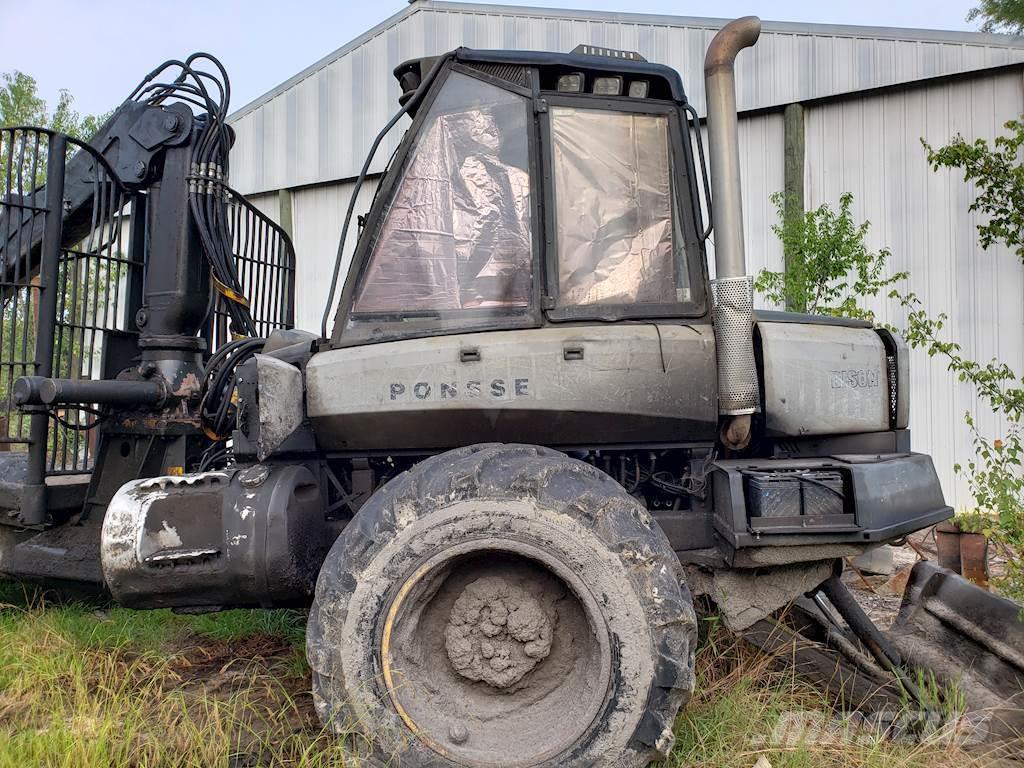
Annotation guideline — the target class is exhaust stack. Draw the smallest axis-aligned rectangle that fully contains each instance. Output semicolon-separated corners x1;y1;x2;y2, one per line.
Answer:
705;16;761;447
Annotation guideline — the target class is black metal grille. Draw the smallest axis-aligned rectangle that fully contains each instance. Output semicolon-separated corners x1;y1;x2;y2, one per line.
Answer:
0;127;138;475
1;127;294;482
886;353;898;426
209;188;295;349
49;203;136;474
0;128;47;451
466;63;529;88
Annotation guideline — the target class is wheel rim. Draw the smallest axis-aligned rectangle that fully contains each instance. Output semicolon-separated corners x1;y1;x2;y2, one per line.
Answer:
381;538;613;767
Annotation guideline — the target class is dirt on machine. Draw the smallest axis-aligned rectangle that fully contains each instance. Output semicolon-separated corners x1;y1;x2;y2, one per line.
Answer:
0;17;1021;767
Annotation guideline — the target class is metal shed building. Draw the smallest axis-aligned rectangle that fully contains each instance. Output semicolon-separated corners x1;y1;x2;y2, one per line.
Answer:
227;0;1024;506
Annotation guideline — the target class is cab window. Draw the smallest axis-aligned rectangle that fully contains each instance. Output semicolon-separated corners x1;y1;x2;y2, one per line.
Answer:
549;106;693;309
351;72;534;319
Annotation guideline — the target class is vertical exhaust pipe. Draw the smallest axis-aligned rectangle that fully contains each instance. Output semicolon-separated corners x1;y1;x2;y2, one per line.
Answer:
705;16;761;448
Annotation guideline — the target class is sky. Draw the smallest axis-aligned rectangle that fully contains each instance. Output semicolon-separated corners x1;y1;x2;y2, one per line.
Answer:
0;0;986;120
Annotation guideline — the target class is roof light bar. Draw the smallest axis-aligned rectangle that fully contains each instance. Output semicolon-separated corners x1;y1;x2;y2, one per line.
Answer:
571;44;647;62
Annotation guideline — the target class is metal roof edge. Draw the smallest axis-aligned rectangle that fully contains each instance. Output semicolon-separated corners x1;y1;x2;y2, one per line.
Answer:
419;0;1024;48
228;0;1024;124
731;60;1024;120
228;3;422;123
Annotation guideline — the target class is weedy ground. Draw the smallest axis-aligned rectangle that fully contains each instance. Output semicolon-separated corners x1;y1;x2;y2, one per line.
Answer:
0;581;1010;768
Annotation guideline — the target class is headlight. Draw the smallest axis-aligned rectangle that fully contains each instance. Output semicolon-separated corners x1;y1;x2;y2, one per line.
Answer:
557;73;584;92
592;76;622;96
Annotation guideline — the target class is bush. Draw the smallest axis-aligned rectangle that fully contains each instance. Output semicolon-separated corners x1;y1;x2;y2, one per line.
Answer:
754;191;905;319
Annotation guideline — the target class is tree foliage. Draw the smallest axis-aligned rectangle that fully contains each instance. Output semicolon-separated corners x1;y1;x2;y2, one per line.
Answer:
0;70;105;139
754;191;906;319
897;117;1024;601
967;0;1024;34
923;119;1024;262
1;70;109;194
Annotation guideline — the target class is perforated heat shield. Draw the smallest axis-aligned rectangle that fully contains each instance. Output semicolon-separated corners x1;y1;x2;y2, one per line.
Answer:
711;275;758;415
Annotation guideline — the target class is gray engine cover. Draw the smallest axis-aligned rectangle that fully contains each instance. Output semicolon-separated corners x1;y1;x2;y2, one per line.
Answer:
759;321;889;436
306;325;718;450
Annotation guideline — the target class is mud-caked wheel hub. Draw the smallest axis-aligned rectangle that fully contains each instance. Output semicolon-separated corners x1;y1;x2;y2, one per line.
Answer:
445;576;553;688
382;547;612;766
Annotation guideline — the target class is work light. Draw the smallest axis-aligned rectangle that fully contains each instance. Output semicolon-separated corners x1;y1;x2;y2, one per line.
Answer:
557;73;584;92
592;76;622;95
628;80;649;98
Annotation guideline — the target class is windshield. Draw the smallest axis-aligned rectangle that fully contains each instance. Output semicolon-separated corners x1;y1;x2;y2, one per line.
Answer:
550;106;691;308
352;72;533;316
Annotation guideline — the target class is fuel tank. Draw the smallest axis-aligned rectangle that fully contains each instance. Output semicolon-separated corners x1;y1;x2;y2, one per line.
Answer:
305;325;719;451
101;464;330;610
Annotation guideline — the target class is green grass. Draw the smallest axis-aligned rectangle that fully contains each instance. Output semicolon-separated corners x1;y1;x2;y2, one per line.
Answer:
0;581;1007;767
665;620;999;768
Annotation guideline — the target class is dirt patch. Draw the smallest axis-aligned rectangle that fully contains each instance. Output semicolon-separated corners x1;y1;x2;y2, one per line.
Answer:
159;631;321;765
167;633;299;684
844;527;1011;627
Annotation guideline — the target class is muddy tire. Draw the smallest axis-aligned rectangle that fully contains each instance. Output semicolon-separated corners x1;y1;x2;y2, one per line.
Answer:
307;443;697;767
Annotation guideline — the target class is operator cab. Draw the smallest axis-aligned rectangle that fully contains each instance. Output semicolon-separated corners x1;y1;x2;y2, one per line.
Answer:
331;47;709;347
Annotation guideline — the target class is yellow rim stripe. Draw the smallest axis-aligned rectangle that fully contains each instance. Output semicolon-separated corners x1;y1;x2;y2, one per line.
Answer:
380;561;455;761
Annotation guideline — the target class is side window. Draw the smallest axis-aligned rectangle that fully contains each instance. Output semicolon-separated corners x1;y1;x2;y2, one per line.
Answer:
550;107;688;307
352;73;534;316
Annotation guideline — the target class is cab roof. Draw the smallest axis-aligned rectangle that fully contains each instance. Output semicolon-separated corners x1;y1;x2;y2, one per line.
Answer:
395;47;689;105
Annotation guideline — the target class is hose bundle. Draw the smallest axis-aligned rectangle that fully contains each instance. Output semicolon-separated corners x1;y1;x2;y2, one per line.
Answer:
125;54;257;339
125;56;264;444
198;337;264;442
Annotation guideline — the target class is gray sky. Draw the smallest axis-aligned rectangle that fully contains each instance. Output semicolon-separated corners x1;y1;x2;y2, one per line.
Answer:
0;0;984;119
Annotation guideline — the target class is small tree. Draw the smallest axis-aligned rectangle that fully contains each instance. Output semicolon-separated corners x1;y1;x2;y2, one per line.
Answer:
892;287;1024;601
756;181;1024;600
754;191;905;319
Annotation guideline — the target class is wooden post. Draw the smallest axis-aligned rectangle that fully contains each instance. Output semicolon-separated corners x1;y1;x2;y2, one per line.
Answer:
278;188;294;240
783;102;805;312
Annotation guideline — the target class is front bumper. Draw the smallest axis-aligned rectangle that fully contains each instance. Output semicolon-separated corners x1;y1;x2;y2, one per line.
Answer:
711;452;952;549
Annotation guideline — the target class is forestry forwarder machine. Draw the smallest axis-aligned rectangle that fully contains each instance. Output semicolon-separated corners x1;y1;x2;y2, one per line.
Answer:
0;17;1021;767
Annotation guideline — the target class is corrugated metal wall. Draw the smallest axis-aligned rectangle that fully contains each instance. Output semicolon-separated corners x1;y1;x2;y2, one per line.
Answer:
697;114;787;289
289;182;380;334
238;186;381;333
244;192;281;225
804;70;1024;506
228;1;1024;197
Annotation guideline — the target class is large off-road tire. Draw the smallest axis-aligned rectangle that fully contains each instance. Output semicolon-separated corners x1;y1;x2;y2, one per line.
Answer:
307;443;697;767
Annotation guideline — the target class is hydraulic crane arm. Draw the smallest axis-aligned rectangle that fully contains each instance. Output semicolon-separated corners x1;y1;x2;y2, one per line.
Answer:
0;55;296;527
0;100;194;293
